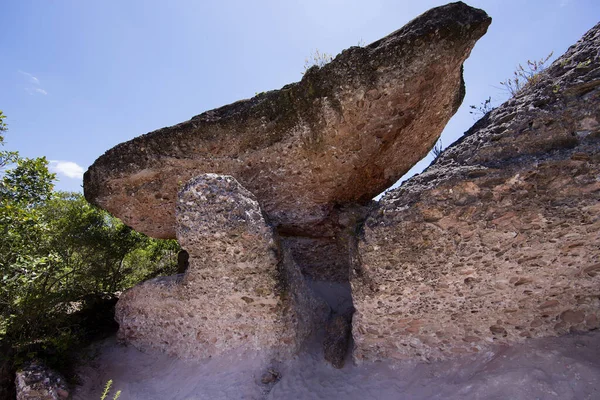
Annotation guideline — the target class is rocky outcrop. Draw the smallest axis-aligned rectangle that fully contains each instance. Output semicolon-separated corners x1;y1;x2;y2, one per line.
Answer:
85;2;494;363
84;2;490;281
116;174;326;359
352;22;600;362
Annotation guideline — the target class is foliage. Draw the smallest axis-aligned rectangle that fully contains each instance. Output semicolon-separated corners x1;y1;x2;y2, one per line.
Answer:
0;189;179;348
303;49;333;74
469;96;495;118
1;157;55;204
0;112;18;171
101;379;121;400
499;52;553;96
0;110;180;375
431;139;443;159
0;111;7;137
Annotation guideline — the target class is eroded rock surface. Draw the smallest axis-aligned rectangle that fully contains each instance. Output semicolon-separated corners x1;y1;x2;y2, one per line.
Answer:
353;22;600;362
116;174;326;359
323;311;353;368
84;3;490;283
87;2;494;362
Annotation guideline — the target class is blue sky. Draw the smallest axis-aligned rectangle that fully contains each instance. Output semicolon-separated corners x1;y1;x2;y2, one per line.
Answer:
1;0;598;193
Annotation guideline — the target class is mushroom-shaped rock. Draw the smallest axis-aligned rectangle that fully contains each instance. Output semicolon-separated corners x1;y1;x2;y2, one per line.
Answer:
84;2;491;241
116;174;326;359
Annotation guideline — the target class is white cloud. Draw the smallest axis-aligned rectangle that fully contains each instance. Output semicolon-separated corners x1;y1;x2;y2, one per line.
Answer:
559;0;571;7
19;70;48;95
49;160;85;179
19;70;40;84
25;87;48;96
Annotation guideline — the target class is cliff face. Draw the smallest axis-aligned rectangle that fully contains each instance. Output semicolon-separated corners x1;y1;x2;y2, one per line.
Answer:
353;22;600;362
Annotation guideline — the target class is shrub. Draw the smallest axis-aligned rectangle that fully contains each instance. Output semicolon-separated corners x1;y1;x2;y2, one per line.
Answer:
0;111;180;391
499;52;553;96
303;49;333;74
431;139;443;159
469;96;495;118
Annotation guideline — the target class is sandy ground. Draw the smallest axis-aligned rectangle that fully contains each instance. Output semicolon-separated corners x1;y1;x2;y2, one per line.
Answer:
73;330;600;400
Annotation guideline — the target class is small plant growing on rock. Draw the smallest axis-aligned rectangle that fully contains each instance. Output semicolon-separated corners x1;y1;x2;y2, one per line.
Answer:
469;96;495;118
431;139;443;159
576;59;592;69
500;51;553;96
303;49;333;74
100;379;121;400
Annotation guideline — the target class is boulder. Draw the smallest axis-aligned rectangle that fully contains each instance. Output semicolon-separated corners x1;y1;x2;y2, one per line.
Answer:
15;361;69;400
116;174;326;359
352;22;600;362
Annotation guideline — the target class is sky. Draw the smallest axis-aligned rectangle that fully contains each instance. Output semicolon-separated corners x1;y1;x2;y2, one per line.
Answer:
1;0;599;194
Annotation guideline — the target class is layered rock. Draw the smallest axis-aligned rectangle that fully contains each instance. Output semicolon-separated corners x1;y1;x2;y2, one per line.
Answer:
116;174;326;359
84;2;490;281
353;22;600;362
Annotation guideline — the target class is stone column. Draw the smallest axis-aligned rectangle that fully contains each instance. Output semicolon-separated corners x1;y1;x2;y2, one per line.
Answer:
116;174;325;359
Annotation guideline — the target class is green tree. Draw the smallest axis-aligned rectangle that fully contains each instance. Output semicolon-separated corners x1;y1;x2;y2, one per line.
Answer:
0;111;179;374
0;157;55;204
0;111;18;170
0;112;57;340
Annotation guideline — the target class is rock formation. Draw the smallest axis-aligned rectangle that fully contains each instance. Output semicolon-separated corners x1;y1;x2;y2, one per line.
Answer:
116;174;325;359
85;2;490;281
15;361;69;400
84;2;491;363
352;21;600;362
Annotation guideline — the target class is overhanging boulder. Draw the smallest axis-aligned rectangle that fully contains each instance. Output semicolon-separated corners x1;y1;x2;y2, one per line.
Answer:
84;2;491;242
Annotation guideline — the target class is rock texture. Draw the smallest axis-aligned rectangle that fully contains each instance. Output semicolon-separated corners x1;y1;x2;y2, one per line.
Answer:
323;311;353;368
353;22;600;362
84;2;490;280
86;2;494;363
15;361;69;400
116;174;326;359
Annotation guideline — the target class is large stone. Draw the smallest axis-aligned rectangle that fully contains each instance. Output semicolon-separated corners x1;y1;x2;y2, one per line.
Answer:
15;361;69;400
83;2;490;251
352;22;600;362
116;174;326;359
